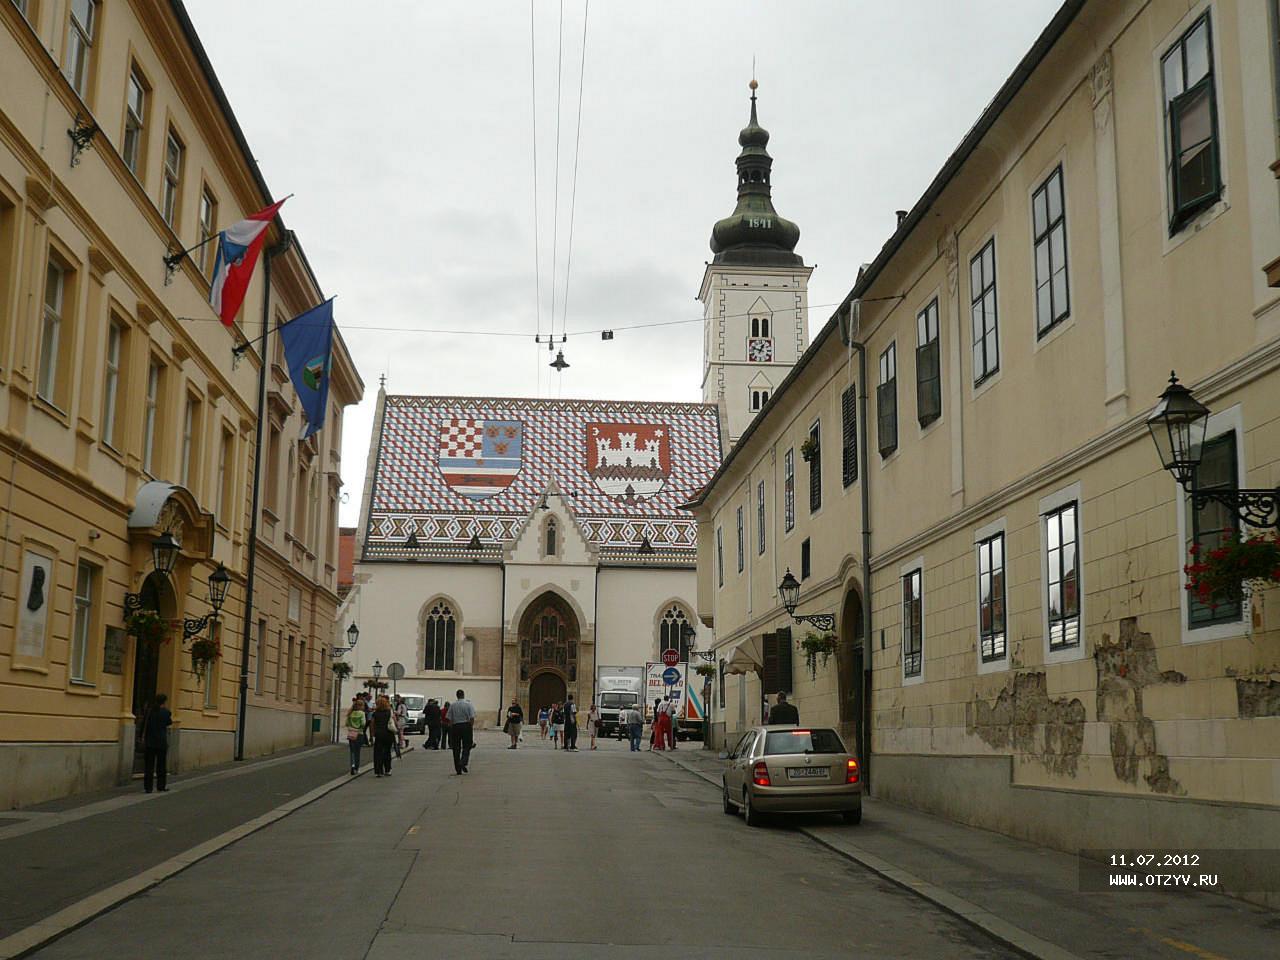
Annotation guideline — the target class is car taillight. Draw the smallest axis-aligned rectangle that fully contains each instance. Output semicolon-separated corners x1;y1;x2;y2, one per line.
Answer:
846;758;860;783
752;761;771;787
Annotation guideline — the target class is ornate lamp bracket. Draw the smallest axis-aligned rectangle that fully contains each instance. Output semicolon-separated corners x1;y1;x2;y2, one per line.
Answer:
68;115;99;167
123;591;144;619
162;246;185;286
1189;488;1280;530
790;613;836;632
182;613;215;643
695;650;717;663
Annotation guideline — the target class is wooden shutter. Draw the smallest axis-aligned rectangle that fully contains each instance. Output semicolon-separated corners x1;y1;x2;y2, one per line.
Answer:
841;386;857;486
761;632;779;695
775;626;793;694
877;382;897;457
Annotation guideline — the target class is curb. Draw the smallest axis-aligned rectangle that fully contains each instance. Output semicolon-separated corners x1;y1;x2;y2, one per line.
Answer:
0;750;397;960
657;750;1082;960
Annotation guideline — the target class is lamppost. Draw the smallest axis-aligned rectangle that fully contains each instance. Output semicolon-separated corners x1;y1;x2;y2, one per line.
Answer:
123;532;230;641
371;659;383;698
1147;372;1280;527
331;623;359;741
778;570;836;631
682;622;715;748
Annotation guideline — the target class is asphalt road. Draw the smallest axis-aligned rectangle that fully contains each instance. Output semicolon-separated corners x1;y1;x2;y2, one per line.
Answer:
30;731;1017;959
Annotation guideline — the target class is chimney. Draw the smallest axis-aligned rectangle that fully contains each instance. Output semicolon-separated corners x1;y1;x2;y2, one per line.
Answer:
895;210;908;227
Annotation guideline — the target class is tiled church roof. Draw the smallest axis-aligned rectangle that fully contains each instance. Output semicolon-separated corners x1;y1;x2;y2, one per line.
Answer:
362;395;722;562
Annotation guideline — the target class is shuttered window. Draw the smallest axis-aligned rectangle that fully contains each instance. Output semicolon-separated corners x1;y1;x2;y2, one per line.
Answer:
762;628;793;695
877;343;898;458
915;298;941;426
841;385;857;487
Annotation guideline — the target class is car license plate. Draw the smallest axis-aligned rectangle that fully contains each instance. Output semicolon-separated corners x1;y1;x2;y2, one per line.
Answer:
787;767;827;779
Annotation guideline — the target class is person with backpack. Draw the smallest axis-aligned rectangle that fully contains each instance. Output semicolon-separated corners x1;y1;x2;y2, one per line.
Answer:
344;696;367;775
562;694;579;751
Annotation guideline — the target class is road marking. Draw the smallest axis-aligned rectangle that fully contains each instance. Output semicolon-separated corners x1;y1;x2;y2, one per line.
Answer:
0;761;373;960
1128;926;1230;960
407;826;419;835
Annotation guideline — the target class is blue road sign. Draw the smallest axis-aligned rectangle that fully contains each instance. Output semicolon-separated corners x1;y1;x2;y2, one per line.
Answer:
662;666;680;686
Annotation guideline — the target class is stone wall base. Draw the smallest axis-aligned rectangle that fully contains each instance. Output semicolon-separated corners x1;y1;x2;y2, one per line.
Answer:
0;742;119;809
873;752;1280;910
242;705;313;759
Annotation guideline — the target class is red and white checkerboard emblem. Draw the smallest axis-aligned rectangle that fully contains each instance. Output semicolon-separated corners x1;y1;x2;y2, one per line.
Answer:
438;418;523;500
440;419;483;459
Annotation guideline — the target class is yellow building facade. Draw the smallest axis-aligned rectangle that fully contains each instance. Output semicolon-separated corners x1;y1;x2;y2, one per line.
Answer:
0;0;362;806
692;0;1280;883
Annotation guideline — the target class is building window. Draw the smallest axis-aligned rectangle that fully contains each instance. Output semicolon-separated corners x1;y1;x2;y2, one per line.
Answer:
255;618;266;695
294;463;307;537
877;343;898;457
916;298;941;425
123;68;146;175
783;448;795;532
736;506;744;573
757;480;766;555
970;238;999;384
750;316;770;338
143;361;161;475
283;634;293;699
162;129;184;227
1032;166;1070;336
807;421;822;513
977;533;1006;663
288;585;301;624
841;385;857;487
198;187;217;275
217;428;234;526
71;560;97;682
1044;502;1080;650
1187;432;1240;626
64;0;98;98
546;519;557;557
659;606;692;662
101;320;122;449
424;601;456;671
751;388;772;411
902;568;922;678
266;425;281;513
38;259;65;403
180;394;199;490
762;627;793;697
1162;13;1221;233
801;537;811;581
716;527;724;588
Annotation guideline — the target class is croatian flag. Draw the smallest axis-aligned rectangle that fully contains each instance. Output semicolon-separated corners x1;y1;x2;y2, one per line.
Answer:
209;198;287;326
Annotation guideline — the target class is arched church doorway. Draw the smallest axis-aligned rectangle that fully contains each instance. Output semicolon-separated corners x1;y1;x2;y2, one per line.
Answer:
528;671;567;724
132;571;177;769
518;591;581;718
837;586;866;762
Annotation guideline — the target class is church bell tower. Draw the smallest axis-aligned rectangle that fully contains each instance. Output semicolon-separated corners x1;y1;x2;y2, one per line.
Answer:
699;81;812;448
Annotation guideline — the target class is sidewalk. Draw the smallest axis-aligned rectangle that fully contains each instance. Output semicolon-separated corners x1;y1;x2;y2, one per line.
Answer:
660;748;1277;960
0;742;367;947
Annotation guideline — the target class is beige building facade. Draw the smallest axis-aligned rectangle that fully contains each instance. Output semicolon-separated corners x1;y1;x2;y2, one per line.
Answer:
0;0;362;807
691;0;1280;893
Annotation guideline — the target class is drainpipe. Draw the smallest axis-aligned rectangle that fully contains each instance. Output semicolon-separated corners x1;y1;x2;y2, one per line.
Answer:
497;560;506;727
842;308;874;793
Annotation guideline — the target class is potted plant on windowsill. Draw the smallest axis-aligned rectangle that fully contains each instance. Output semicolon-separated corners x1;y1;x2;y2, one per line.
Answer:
799;631;838;678
800;437;820;463
126;609;169;645
190;636;220;677
331;661;352;679
1184;534;1280;610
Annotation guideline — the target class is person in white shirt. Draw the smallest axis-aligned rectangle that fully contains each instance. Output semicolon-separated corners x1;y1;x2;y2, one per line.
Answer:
588;702;601;750
447;689;476;774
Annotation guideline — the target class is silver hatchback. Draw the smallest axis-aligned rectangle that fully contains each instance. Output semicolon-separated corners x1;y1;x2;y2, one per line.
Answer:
720;725;862;827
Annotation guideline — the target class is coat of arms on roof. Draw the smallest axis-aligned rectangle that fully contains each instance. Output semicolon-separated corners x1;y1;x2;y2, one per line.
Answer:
438;418;523;501
586;423;670;504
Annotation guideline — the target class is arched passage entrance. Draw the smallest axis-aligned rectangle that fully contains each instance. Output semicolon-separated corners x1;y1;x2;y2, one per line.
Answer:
837;586;866;760
132;571;178;769
518;591;580;719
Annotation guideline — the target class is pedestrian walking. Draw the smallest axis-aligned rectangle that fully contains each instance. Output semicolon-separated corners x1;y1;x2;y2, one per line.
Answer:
537;706;549;739
344;696;367;774
424;698;442;749
371;695;398;777
549;702;563;748
447;688;476;774
649;699;662;751
563;694;579;751
588;701;601;749
393;695;408;752
663;696;679;750
142;694;172;793
625;705;644;752
769;692;799;725
441;699;452;752
505;696;524;749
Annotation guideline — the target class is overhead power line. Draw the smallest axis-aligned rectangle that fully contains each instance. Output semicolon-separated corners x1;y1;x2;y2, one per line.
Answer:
559;0;589;342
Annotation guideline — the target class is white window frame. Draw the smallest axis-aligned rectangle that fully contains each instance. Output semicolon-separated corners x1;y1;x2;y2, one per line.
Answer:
973;517;1009;675
64;0;97;98
757;479;766;556
123;68;145;175
70;559;96;683
899;555;925;685
1029;160;1073;344
735;505;744;574
968;234;1001;394
716;526;725;588
143;361;160;475
162;129;183;226
1039;481;1086;664
198;187;217;275
217;427;233;525
101;320;122;449
783;448;795;533
39;260;64;402
1176;404;1248;645
180;394;197;488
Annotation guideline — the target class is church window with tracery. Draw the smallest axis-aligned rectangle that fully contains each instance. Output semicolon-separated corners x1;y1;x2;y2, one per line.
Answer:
423;601;456;671
546;519;557;557
524;605;577;680
659;605;692;662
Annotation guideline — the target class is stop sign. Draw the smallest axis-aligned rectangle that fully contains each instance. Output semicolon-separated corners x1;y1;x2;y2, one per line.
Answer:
661;648;680;667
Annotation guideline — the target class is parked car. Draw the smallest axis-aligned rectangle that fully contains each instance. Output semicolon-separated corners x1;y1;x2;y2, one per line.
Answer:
399;695;427;734
720;725;861;827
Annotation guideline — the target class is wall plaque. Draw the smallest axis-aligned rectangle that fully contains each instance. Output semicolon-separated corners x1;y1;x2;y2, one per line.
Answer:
103;627;126;675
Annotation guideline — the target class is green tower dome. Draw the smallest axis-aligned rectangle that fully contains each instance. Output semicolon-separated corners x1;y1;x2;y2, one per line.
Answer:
709;82;803;267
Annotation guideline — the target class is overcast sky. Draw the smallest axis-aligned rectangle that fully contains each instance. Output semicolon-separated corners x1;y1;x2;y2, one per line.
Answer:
186;1;1063;525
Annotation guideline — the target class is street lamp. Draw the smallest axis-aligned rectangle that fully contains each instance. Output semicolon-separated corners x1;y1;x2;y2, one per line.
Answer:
372;660;383;688
151;531;181;576
1147;372;1280;528
181;563;232;641
347;622;360;647
682;621;715;663
778;569;836;631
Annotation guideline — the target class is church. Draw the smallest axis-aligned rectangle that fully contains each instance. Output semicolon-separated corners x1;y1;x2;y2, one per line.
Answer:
343;85;810;726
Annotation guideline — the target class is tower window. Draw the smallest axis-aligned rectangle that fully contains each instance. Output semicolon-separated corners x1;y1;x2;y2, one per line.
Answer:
546;520;557;557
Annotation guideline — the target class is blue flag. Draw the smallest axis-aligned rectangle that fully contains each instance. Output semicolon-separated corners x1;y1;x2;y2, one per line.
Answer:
279;298;335;439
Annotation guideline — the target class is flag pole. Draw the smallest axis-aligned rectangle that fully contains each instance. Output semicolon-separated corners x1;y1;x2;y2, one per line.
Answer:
232;295;336;358
235;229;294;762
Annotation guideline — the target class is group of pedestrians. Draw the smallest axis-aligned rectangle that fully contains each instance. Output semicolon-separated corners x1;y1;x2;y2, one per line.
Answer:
344;688;476;777
533;695;598;750
648;696;680;751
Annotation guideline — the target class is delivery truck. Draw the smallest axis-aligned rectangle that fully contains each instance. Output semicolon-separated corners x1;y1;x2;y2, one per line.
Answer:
595;666;644;738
